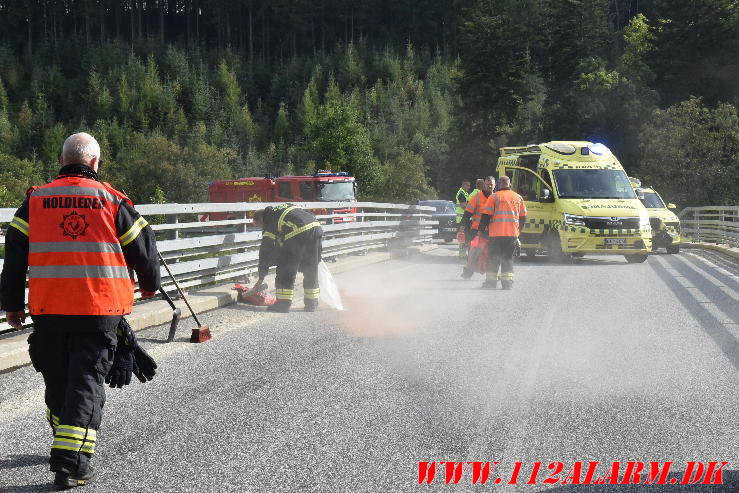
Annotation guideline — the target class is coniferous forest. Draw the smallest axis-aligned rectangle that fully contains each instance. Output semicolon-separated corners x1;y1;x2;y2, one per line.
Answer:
0;1;736;207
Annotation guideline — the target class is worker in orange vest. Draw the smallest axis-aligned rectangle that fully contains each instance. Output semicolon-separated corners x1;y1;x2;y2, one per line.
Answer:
0;132;161;489
478;176;527;289
460;176;495;278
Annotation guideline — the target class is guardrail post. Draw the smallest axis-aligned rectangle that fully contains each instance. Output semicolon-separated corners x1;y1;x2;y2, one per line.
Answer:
165;213;179;262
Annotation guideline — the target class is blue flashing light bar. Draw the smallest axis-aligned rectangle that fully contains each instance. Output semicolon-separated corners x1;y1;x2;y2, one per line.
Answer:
313;171;351;177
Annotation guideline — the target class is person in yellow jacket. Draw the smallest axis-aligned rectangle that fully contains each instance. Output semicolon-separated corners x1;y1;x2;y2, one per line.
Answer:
454;180;472;257
478;176;527;290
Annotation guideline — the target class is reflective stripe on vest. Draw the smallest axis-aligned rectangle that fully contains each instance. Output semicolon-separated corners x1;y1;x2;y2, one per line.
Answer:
277;206;298;234
27;177;134;316
284;221;320;241
464;192;488;230
485;189;526;237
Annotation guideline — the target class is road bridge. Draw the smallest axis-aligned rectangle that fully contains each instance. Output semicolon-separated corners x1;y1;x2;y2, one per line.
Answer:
1;245;737;492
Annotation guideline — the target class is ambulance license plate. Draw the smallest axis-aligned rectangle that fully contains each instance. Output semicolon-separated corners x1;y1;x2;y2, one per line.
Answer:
605;238;627;245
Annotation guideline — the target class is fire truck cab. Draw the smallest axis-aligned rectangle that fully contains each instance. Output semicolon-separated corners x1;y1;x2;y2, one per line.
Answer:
207;171;357;222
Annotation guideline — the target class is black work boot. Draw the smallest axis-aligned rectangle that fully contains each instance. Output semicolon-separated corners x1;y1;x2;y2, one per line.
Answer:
501;281;513;290
304;299;319;312
460;267;473;279
54;466;95;490
481;280;497;290
267;300;291;312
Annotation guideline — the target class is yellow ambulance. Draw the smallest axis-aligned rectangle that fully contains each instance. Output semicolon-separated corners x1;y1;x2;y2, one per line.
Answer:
497;141;652;262
630;178;681;254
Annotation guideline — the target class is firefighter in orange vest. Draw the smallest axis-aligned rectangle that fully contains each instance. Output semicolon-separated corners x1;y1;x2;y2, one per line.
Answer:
478;176;527;290
0;133;160;489
460;176;495;278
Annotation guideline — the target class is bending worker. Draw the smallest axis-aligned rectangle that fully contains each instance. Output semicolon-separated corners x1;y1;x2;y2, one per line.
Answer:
253;204;323;313
454;179;472;258
460;175;495;279
0;132;160;489
478;176;527;290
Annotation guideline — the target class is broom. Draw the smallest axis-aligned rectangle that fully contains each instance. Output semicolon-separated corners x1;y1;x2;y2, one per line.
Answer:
157;251;212;343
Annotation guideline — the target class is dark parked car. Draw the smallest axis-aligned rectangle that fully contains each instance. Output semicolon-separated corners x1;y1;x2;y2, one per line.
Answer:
418;200;458;242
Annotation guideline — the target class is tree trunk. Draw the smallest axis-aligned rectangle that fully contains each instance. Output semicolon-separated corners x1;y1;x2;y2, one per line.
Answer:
115;0;120;39
159;0;164;43
195;0;200;44
43;0;48;42
137;0;143;40
85;0;90;46
100;0;105;44
248;2;253;61
27;16;32;58
186;0;191;44
320;0;325;53
130;0;135;43
261;5;266;62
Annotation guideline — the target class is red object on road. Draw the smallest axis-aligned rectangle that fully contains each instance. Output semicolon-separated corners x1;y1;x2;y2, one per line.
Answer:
232;283;276;306
467;236;488;274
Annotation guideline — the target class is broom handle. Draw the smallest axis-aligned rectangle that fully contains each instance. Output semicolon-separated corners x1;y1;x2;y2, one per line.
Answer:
157;251;203;326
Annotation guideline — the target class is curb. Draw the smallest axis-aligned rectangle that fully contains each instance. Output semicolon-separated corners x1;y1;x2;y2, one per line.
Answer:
682;242;739;261
0;245;436;373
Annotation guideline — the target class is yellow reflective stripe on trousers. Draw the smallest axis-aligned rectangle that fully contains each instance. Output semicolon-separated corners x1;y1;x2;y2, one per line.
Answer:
10;216;29;236
276;288;294;300
304;288;320;300
501;272;514;280
284;221;320;241
53;425;97;454
54;425;96;438
277;206;298;234
46;408;60;429
118;216;149;246
263;231;277;241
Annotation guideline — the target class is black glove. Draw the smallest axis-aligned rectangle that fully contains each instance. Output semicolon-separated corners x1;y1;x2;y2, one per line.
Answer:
132;345;157;383
106;319;137;388
114;317;158;384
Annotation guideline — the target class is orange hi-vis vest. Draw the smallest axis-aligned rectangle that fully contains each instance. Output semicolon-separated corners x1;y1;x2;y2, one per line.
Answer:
482;188;527;237
27;176;136;316
464;191;490;230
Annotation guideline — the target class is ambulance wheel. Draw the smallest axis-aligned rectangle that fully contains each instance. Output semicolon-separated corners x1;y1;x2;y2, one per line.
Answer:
666;244;680;254
624;254;648;263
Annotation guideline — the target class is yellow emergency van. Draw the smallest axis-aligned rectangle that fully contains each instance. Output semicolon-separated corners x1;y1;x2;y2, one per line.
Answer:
497;141;652;262
630;178;681;254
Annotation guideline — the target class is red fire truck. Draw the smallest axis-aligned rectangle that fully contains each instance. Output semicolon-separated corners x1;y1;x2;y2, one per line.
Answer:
205;171;357;222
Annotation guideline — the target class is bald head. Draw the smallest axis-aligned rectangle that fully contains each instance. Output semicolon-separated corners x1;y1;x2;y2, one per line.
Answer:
498;176;511;189
61;133;100;170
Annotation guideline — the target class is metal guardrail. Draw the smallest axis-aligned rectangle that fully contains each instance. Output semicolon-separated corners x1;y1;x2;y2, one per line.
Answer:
0;201;435;332
678;206;739;248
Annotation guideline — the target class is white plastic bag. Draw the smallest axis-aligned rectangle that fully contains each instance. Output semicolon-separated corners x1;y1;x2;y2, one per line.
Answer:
318;260;344;310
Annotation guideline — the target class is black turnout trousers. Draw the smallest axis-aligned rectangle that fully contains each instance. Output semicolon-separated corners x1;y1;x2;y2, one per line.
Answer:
275;228;322;302
28;321;118;474
488;236;517;283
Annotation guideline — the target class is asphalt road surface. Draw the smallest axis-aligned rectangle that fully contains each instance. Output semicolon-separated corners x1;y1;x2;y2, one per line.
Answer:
1;246;737;492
